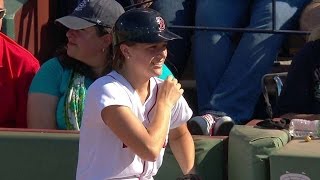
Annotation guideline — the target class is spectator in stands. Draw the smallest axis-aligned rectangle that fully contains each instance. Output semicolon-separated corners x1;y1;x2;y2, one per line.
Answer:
188;0;311;136
76;8;196;179
27;0;174;130
276;26;320;119
0;0;40;128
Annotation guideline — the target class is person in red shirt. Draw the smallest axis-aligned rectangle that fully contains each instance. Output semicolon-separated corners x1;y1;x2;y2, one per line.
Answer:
0;0;40;127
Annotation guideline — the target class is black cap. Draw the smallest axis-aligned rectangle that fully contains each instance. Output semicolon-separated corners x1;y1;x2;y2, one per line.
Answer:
113;8;182;46
55;0;124;30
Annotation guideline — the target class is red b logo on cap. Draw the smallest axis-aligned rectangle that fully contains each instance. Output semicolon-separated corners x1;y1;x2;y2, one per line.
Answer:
156;17;165;31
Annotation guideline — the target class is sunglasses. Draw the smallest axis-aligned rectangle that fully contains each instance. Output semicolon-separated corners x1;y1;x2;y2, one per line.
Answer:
0;9;6;20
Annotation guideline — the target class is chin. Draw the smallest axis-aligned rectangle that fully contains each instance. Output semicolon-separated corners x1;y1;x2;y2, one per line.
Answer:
66;51;79;60
66;50;74;57
153;71;162;77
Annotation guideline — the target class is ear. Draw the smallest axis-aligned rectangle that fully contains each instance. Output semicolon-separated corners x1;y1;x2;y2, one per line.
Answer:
101;34;112;48
120;44;130;58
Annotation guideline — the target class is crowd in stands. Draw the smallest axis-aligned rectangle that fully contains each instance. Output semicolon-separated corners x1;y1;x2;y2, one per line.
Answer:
1;0;317;130
0;0;319;178
1;1;318;130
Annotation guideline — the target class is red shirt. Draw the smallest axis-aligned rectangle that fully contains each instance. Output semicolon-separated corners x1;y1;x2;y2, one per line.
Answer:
0;32;40;127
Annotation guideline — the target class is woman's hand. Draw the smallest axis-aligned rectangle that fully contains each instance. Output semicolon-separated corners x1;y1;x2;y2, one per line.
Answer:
158;76;184;109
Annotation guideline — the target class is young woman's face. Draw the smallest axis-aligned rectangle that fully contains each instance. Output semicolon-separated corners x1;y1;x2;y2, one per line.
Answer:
66;26;108;67
125;41;168;77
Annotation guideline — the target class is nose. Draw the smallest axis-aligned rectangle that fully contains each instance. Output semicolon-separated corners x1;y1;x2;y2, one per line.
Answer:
158;47;167;59
66;29;77;38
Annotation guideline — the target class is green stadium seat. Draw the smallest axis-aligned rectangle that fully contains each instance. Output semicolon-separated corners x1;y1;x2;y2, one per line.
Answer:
228;125;290;180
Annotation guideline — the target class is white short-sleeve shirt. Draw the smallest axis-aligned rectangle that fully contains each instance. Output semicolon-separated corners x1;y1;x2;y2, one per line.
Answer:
76;71;192;180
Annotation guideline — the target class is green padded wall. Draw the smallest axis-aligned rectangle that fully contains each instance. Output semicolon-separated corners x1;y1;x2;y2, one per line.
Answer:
155;136;227;180
0;131;226;180
0;131;79;180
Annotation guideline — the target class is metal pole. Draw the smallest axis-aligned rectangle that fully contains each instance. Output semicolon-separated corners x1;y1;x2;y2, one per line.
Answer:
272;0;276;30
169;25;310;35
125;0;309;35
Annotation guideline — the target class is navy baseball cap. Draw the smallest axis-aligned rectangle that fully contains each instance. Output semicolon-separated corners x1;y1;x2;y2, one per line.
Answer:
55;0;124;30
113;8;182;45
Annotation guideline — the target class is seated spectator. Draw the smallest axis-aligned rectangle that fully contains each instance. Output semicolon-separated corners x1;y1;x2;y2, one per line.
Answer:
27;0;174;130
276;26;320;119
0;0;40;128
